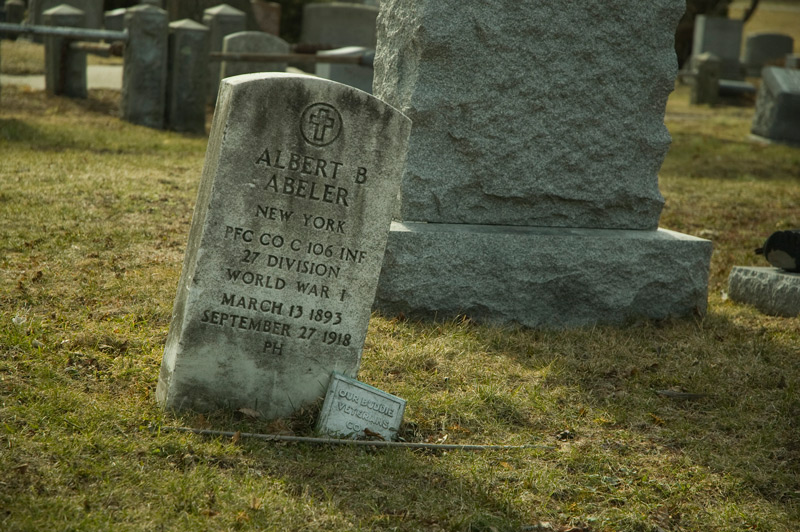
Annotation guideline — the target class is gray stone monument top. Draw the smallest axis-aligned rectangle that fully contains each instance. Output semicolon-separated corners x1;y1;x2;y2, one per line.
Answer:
374;0;682;230
157;73;411;418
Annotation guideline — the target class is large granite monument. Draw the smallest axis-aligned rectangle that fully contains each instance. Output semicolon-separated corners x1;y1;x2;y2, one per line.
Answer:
157;73;410;417
372;0;712;328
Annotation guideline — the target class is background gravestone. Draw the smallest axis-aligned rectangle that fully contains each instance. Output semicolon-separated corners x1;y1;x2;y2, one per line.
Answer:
219;30;289;81
157;73;410;418
691;15;744;80
28;0;103;29
203;3;246;105
166;19;209;134
751;67;800;145
43;4;86;98
300;2;378;48
743;33;795;77
315;46;373;94
121;4;168;129
372;0;712;328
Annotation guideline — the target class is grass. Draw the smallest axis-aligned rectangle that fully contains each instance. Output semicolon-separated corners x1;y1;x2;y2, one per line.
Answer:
2;43;800;532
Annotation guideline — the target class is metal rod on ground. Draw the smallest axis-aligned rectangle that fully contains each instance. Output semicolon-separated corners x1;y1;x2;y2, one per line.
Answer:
209;51;373;66
0;23;128;42
162;426;553;451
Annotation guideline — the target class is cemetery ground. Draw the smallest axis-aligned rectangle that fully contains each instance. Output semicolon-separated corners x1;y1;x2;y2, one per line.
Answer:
2;52;800;532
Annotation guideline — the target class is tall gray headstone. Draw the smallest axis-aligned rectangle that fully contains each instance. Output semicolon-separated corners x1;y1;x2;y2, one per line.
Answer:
372;0;712;328
202;3;246;104
691;15;744;81
166;19;210;134
751;67;800;145
43;4;86;98
301;3;378;48
121;4;168;129
743;33;794;77
157;73;411;418
219;31;289;81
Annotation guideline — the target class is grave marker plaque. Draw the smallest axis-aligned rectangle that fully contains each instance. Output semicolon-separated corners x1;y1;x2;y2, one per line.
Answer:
157;73;411;418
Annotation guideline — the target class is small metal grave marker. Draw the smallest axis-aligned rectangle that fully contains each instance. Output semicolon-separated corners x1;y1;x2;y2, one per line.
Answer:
317;373;406;441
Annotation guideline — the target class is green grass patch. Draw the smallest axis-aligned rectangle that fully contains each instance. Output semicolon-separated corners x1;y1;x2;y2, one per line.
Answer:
1;79;799;532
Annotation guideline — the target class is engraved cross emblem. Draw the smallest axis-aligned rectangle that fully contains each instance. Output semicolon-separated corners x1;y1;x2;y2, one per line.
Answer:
309;108;336;143
300;103;343;147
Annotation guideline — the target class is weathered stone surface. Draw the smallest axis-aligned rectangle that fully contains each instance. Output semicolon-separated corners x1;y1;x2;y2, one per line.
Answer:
317;373;406;441
728;266;800;317
743;33;794;77
751;67;800;145
166;19;209;134
121;4;168;129
157;73;410;418
375;224;712;328
301;3;378;49
374;0;682;230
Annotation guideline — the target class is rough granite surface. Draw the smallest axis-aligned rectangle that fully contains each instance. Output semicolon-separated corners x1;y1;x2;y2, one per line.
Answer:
375;223;712;328
728;266;800;317
373;0;684;230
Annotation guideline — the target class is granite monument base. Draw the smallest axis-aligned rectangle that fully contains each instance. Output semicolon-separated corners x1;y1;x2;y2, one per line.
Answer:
375;223;712;328
728;266;800;317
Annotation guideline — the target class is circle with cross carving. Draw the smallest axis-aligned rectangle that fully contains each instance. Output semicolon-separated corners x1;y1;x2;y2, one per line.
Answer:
300;103;343;147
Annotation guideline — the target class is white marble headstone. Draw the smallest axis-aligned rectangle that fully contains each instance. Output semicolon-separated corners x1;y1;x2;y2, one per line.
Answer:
157;73;411;419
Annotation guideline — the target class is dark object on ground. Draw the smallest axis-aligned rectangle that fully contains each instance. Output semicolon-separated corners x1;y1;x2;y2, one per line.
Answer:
755;230;800;272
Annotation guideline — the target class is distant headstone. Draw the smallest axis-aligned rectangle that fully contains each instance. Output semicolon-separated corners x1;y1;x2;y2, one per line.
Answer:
743;33;794;77
166;19;209;134
157;73;411;417
251;0;280;35
121;4;169;129
220;31;289;81
28;0;103;29
691;15;744;80
202;3;247;104
751;67;800;145
691;52;721;105
373;0;712;328
5;0;25;27
316;373;406;440
728;267;800;317
315;46;373;94
43;4;86;98
104;7;126;32
301;3;378;48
